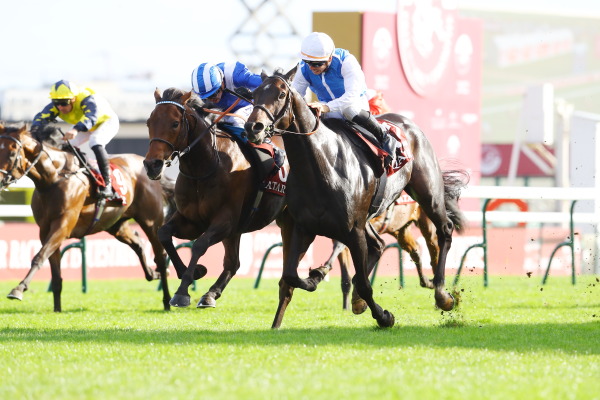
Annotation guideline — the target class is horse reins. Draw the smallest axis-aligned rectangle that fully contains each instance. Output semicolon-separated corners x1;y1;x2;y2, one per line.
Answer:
0;134;45;187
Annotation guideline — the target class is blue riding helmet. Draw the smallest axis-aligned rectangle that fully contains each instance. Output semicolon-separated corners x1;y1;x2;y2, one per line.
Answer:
191;63;224;99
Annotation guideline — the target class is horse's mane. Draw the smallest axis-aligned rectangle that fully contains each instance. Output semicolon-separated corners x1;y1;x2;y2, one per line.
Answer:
32;124;65;149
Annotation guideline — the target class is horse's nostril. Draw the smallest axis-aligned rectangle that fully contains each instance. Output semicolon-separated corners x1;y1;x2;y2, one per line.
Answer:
254;123;265;133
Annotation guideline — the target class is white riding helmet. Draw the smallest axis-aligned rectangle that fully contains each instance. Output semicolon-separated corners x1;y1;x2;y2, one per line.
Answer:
300;32;335;61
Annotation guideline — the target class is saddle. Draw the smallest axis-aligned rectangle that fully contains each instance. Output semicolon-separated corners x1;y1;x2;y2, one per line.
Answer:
66;146;125;204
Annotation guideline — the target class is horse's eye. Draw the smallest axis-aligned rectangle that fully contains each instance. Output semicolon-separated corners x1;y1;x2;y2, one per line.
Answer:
172;121;179;129
278;92;286;100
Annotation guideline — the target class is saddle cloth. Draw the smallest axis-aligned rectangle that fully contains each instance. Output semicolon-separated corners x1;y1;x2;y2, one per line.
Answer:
88;164;128;205
347;119;413;177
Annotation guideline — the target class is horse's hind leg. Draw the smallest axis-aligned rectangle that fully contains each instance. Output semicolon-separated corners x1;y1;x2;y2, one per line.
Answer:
48;250;63;312
405;170;455;311
416;209;439;289
197;235;241;308
272;279;295;329
109;221;157;281
338;247;352;310
396;226;434;289
323;240;352;310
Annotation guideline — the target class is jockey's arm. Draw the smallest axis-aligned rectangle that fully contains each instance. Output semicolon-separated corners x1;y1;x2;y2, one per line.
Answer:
325;54;367;113
31;103;60;130
72;95;100;132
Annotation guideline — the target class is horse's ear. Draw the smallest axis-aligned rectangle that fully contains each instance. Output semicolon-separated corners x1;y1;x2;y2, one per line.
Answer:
181;91;192;105
260;70;269;81
154;88;162;103
0;122;4;133
284;65;298;82
18;124;27;135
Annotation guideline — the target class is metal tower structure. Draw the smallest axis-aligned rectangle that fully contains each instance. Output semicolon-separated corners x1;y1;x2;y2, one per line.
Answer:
229;0;303;73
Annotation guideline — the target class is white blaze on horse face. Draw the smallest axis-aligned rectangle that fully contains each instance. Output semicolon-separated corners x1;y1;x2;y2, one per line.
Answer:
0;143;4;150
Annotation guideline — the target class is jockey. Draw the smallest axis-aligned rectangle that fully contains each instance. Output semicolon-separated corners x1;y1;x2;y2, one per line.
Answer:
291;32;393;163
191;62;284;167
32;80;119;199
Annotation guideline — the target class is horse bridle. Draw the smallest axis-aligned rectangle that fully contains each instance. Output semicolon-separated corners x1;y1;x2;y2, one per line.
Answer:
0;134;44;188
151;100;197;166
253;75;321;137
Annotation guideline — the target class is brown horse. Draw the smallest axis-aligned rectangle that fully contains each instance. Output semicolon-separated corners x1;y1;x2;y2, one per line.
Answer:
144;88;289;309
0;124;172;312
323;199;455;311
245;68;468;328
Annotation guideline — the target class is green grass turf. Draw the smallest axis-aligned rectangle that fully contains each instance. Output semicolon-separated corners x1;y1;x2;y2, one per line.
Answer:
0;275;598;400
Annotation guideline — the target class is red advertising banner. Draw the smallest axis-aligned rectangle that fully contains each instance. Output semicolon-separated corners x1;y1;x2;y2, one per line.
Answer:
361;7;483;186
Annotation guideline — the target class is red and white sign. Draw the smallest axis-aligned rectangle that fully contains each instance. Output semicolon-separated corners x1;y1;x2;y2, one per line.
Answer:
0;223;576;283
361;7;483;196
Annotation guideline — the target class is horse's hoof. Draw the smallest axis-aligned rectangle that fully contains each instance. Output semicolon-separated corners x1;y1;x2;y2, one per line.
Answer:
308;266;327;280
377;310;395;328
196;295;216;308
435;291;455;311
193;264;208;280
7;289;23;301
352;299;368;315
169;294;191;308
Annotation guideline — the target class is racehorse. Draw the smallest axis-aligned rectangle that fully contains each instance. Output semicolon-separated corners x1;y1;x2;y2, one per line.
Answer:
323;200;439;310
0;123;172;312
245;67;468;328
144;88;289;309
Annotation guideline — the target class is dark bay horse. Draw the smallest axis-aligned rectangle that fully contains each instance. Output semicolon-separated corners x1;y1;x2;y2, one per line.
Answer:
245;67;467;328
144;88;289;309
0;124;172;312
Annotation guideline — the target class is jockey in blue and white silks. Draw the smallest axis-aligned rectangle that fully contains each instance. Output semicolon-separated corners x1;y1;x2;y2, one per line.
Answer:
191;61;262;128
292;47;369;121
191;61;285;167
291;32;392;165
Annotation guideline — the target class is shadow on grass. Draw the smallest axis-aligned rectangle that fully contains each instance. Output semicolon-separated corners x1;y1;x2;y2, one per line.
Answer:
1;322;598;355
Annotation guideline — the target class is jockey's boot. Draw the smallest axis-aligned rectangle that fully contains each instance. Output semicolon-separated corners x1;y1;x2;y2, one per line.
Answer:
92;144;112;199
352;110;393;167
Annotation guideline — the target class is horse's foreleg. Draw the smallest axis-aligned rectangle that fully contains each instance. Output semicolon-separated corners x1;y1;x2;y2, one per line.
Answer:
158;215;192;279
171;224;230;308
197;235;241;309
271;278;295;329
350;227;395;328
281;224;317;291
7;224;67;305
48;250;62;312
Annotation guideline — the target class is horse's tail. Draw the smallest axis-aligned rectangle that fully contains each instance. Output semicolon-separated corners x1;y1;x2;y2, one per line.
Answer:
442;169;470;234
159;176;177;222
